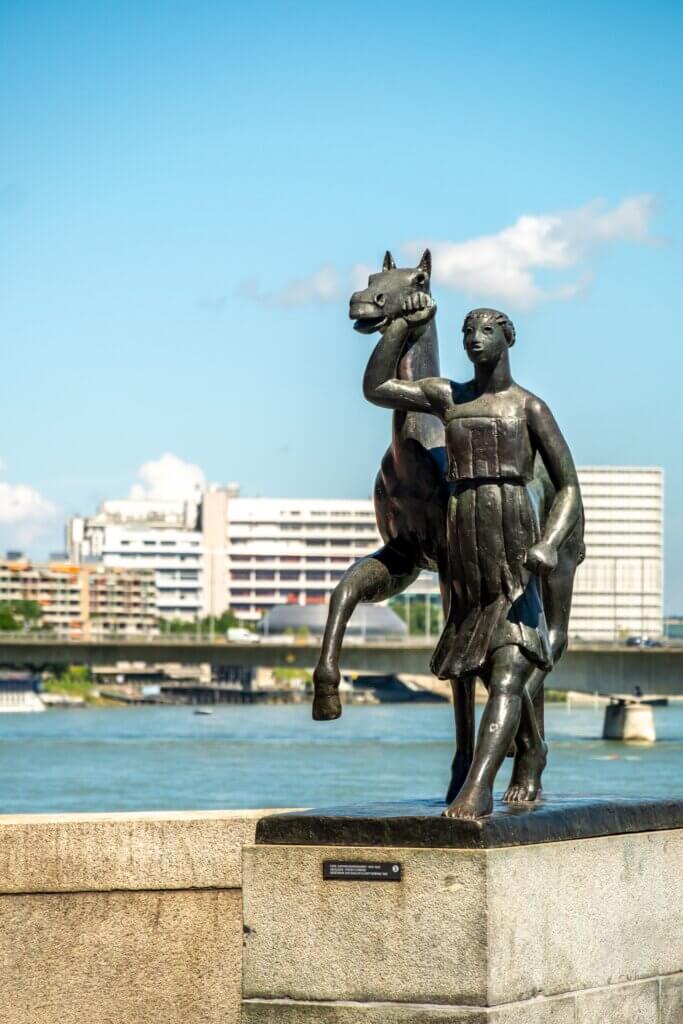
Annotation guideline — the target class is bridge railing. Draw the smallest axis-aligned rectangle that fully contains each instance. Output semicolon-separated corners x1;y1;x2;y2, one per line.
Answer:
0;632;680;649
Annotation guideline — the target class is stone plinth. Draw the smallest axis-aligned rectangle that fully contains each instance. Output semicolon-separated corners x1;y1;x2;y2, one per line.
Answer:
242;798;683;1022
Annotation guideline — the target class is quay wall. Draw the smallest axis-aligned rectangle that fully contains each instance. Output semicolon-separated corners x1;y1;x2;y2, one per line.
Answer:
0;809;282;1024
2;810;682;1023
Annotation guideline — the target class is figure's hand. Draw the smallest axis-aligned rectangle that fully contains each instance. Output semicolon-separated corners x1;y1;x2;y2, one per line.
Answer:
525;541;558;577
401;292;436;325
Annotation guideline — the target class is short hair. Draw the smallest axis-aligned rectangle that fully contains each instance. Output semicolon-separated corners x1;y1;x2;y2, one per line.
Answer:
462;308;516;347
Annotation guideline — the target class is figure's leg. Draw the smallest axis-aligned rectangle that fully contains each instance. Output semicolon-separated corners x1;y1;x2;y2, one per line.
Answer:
503;688;548;803
446;676;476;803
444;647;535;820
313;543;419;721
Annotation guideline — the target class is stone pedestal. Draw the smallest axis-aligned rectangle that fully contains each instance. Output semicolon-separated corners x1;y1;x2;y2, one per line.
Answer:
242;798;683;1023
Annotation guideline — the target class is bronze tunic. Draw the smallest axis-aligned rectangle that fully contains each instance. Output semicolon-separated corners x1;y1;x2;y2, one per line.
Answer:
430;413;552;680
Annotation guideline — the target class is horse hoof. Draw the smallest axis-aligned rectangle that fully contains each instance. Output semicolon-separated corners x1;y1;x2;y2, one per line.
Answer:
312;692;342;721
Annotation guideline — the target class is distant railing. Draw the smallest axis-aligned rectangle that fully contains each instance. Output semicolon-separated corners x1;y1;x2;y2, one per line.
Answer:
0;632;680;649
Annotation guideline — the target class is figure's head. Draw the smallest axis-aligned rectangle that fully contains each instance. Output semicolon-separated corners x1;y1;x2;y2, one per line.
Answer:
349;249;432;334
462;308;515;364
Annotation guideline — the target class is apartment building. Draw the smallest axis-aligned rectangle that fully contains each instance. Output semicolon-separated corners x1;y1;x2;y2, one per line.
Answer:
570;467;663;640
0;559;157;638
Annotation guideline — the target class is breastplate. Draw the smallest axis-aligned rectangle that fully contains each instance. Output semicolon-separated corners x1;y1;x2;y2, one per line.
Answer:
445;416;533;482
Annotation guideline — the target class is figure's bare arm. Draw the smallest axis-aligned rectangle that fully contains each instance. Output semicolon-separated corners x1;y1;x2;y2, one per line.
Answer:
362;295;451;415
526;396;582;575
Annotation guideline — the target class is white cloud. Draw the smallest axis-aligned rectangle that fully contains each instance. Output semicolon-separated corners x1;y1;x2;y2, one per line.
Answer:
403;195;657;310
0;460;59;550
240;264;340;307
129;453;206;503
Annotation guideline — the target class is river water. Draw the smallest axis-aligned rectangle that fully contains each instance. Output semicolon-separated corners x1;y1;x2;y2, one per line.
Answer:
0;703;681;814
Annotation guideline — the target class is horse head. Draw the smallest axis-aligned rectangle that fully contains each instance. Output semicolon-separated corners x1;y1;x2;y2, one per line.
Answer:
350;249;432;334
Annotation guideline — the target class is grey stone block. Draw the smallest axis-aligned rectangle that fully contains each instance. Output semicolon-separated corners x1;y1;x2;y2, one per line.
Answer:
660;973;683;1024
487;830;682;1003
0;809;289;893
243;844;488;1005
0;888;242;1024
575;980;658;1023
242;996;577;1023
242;829;683;1007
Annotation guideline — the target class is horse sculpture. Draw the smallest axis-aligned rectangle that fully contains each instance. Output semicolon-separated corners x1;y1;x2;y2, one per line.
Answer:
312;250;584;806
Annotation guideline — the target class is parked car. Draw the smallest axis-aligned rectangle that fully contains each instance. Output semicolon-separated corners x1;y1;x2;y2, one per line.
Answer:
625;635;663;648
226;627;260;644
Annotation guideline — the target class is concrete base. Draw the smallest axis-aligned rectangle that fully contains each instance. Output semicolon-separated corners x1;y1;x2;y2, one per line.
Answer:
0;808;288;1024
242;805;683;1023
603;700;657;741
243;977;682;1022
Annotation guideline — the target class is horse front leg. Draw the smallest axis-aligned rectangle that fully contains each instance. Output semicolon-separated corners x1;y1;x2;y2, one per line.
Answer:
312;542;419;721
446;676;476;803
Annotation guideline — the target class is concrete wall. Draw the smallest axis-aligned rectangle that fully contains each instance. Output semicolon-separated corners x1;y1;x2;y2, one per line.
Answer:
2;812;682;1023
0;809;281;1024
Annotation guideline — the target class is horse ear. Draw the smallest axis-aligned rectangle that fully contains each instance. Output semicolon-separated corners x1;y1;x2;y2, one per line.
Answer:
383;250;396;271
418;249;432;275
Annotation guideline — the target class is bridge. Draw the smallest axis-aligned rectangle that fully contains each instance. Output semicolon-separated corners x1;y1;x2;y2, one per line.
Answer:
1;634;683;698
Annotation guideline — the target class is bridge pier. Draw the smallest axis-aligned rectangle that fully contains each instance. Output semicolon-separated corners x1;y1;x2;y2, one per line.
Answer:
603;698;656;742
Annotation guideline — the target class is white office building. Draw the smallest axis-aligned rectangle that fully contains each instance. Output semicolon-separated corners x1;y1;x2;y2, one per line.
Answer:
67;499;204;620
569;467;663;641
201;491;383;623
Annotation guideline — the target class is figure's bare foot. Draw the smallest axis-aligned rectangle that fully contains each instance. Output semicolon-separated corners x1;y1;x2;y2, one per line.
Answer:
445;753;472;804
443;783;493;820
503;741;547;803
312;662;342;721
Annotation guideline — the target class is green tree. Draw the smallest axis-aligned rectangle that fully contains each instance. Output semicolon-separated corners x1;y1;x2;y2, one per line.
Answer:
158;609;249;635
0;605;19;631
390;595;442;636
42;666;97;701
11;600;43;629
0;600;42;632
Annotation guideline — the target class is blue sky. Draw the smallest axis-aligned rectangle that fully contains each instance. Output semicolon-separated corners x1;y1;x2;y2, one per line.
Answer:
1;1;682;608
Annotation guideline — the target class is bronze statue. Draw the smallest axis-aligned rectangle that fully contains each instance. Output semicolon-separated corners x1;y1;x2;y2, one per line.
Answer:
313;252;584;819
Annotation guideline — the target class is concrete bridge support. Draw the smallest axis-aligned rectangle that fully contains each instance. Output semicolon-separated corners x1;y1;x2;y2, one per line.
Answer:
603;699;657;742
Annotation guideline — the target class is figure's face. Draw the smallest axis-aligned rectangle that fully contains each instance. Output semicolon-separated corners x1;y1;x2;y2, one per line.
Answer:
463;318;508;364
